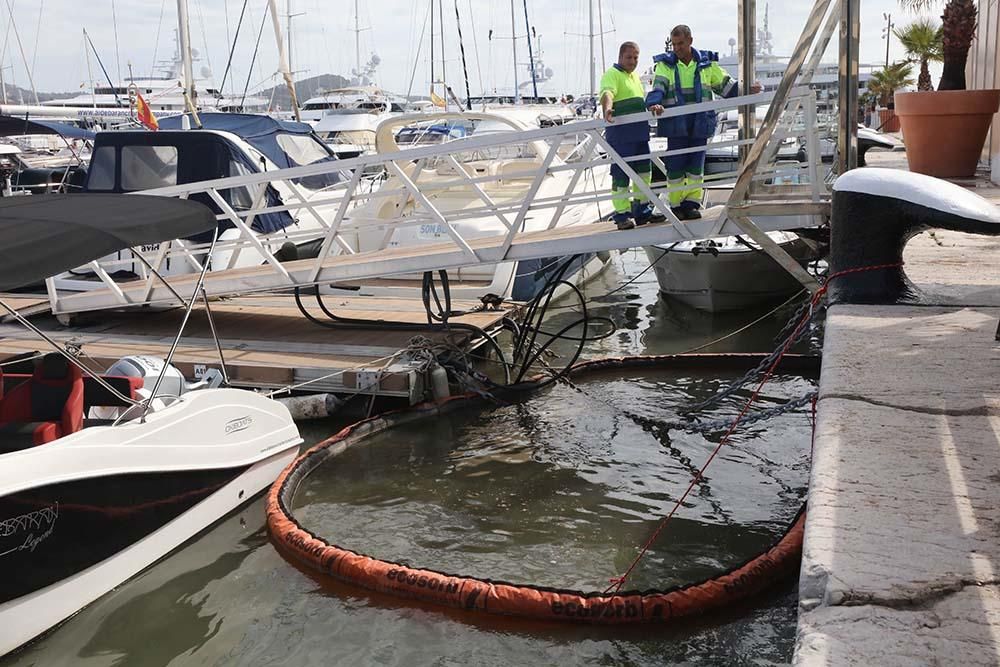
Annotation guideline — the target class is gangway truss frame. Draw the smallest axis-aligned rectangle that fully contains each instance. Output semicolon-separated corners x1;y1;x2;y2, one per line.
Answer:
46;0;846;316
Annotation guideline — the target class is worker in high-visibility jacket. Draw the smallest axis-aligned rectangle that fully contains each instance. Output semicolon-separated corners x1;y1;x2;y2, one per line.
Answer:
599;41;666;230
645;25;760;220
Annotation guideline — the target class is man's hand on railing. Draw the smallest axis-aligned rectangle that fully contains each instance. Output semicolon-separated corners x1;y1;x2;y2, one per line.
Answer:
750;81;763;94
649;104;664;117
603;107;615;123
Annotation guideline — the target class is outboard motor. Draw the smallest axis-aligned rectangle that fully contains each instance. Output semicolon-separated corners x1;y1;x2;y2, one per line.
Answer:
0;154;17;197
106;355;188;399
90;355;223;420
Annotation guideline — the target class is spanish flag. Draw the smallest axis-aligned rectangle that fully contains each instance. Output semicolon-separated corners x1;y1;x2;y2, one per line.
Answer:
135;92;158;131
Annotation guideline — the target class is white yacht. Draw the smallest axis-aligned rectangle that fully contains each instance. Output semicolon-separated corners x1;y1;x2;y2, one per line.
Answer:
298;87;409;124
52;113;345;291
343;111;613;301
313;101;406;159
717;4;873;112
38;45;267;124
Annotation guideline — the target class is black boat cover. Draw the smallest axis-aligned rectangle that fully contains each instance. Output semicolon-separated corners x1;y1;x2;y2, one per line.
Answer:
0;194;215;290
0;115;96;140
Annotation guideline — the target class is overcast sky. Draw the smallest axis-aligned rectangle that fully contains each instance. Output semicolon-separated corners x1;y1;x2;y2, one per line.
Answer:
2;0;937;98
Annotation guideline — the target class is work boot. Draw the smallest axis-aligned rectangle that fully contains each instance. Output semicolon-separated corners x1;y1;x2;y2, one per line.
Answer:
633;203;667;226
612;212;635;230
678;202;703;220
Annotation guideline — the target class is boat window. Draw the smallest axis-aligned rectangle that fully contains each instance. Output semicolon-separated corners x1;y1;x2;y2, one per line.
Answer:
121;145;178;190
220;159;256;209
86;146;116;190
275;133;331;167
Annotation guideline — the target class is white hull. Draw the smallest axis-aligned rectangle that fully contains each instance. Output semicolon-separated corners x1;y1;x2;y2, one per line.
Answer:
0;388;302;656
644;232;817;312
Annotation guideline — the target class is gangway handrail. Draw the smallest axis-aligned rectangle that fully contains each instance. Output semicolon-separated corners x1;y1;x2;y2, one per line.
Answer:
48;84;830;314
137;88;811;200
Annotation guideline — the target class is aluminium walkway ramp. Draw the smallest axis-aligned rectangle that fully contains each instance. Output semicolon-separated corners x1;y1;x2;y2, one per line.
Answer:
49;202;828;315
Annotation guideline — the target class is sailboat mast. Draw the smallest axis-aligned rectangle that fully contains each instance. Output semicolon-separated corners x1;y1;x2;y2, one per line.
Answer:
429;0;435;95
354;0;360;76
522;0;537;99
597;0;606;67
588;0;595;98
438;0;446;104
287;0;293;75
83;30;94;109
267;0;300;120
176;0;198;113
510;0;519;103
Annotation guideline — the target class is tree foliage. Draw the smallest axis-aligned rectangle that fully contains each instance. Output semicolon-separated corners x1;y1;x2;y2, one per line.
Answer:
897;0;977;90
868;61;916;106
894;19;943;91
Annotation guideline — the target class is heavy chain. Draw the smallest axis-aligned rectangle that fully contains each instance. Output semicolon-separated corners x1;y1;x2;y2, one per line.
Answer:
642;391;818;434
684;297;825;414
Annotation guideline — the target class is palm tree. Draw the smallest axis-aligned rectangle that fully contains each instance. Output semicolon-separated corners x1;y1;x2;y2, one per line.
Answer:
898;0;977;91
868;61;916;108
894;19;943;91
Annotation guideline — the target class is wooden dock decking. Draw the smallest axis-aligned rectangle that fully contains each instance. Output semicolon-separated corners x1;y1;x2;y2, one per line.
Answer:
0;294;516;400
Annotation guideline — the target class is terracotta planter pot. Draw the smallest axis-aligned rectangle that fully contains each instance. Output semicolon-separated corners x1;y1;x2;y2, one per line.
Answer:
895;89;1000;178
878;108;900;133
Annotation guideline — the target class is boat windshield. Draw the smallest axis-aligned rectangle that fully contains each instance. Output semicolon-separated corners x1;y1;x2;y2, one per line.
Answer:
274;132;343;189
395;125;469;146
276;133;331;166
319;130;376;147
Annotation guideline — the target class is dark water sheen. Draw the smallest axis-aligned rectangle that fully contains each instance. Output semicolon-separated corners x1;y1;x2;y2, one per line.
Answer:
5;250;820;666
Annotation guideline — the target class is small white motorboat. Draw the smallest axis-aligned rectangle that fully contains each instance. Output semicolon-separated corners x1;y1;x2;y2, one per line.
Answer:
0;194;302;656
644;230;820;312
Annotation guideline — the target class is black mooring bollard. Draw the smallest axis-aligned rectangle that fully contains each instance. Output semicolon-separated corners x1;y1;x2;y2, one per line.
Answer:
829;168;1000;305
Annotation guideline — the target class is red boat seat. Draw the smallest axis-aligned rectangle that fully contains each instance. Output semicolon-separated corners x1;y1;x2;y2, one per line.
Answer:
0;353;84;449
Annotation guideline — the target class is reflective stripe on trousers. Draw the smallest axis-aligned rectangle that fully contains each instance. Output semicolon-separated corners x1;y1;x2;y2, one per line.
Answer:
664;135;707;207
609;139;651;214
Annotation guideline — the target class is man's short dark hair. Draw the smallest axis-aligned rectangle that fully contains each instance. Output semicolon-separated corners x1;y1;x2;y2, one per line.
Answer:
671;25;692;39
619;41;640;57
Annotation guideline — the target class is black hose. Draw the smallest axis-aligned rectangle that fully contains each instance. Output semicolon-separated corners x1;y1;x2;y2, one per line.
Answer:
293;252;616;399
293;284;512;384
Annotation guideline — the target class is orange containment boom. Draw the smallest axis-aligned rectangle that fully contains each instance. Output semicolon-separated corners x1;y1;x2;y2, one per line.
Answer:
266;353;815;625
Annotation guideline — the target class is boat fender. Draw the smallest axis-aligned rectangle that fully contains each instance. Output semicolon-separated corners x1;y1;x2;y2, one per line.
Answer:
429;364;450;401
276;393;345;421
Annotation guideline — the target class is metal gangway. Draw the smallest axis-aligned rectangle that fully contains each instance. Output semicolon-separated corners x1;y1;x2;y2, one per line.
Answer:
46;0;847;317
